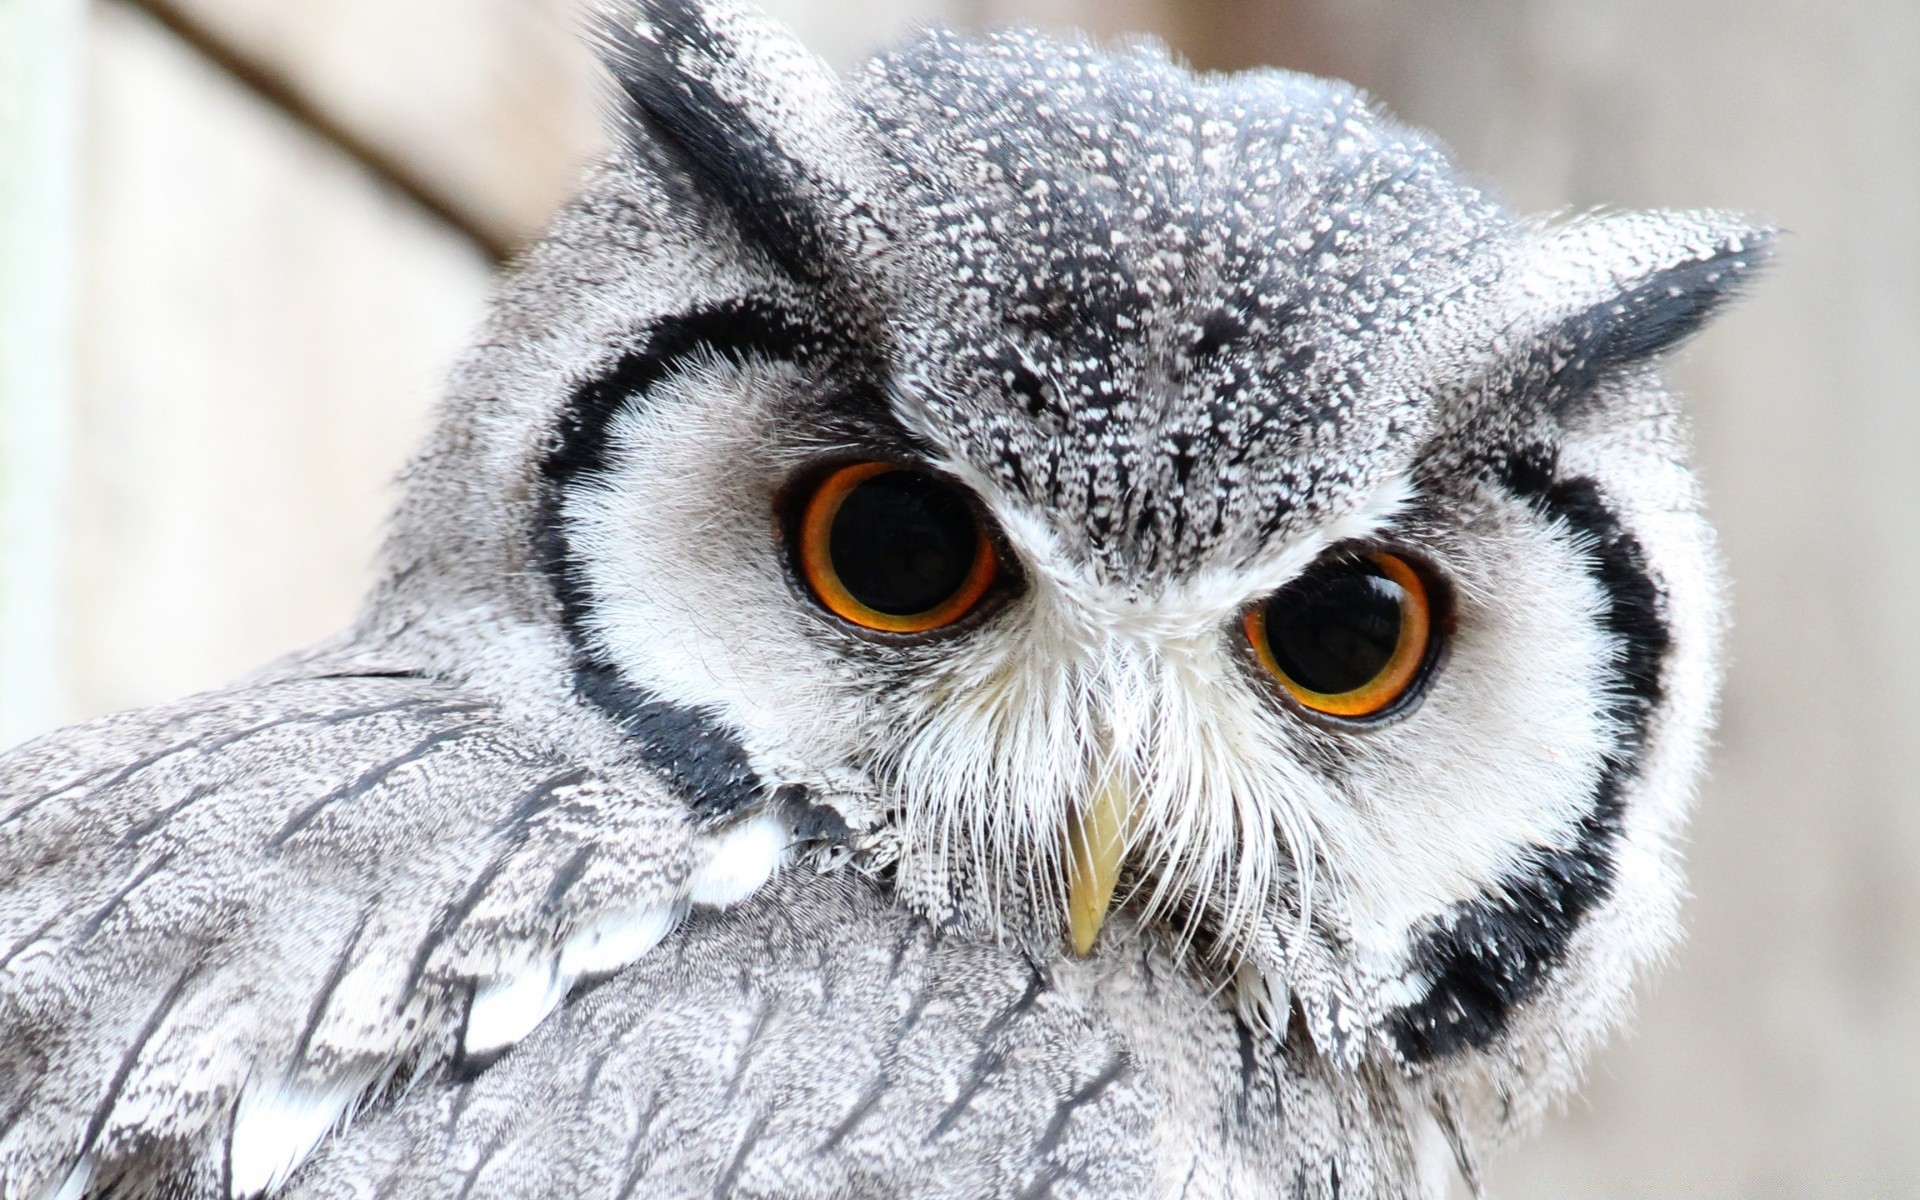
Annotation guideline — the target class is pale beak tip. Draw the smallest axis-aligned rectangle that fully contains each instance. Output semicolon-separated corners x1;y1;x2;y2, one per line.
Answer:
1064;775;1131;958
1065;841;1122;956
1067;905;1105;957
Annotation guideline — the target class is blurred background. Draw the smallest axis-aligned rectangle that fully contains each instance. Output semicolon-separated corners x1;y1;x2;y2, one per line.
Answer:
1;0;1914;1192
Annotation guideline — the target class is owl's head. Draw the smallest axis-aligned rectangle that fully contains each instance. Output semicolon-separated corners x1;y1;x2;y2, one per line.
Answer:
371;0;1763;1146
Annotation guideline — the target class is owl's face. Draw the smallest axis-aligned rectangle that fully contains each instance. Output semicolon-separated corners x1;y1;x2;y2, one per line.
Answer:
377;0;1762;1135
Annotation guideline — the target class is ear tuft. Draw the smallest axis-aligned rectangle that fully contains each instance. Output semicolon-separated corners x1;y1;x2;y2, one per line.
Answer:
594;0;891;282
1510;211;1775;413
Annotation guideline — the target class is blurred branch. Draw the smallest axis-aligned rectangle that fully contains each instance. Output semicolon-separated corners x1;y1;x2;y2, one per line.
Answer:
111;0;514;265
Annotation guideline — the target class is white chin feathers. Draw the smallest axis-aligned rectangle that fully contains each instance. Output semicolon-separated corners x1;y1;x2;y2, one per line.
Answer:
876;608;1326;962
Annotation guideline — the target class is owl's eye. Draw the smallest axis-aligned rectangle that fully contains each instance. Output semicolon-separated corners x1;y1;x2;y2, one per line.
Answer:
1244;550;1437;720
795;461;1000;635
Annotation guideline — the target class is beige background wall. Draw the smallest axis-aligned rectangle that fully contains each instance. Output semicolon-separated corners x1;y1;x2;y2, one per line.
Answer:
2;0;1913;1193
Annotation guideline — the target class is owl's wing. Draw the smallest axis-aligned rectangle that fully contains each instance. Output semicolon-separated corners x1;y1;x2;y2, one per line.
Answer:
0;659;783;1199
277;872;1158;1200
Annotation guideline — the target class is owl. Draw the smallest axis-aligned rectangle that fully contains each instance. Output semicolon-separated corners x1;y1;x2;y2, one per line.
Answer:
0;2;1766;1197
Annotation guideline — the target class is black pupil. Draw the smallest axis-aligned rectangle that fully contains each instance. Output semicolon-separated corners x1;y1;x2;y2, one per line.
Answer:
828;471;980;616
1263;561;1406;695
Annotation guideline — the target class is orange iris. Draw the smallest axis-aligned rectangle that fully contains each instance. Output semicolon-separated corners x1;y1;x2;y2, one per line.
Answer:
797;461;999;635
1245;550;1433;719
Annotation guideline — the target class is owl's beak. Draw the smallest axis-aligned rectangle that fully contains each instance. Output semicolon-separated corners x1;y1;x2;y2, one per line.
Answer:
1065;768;1134;955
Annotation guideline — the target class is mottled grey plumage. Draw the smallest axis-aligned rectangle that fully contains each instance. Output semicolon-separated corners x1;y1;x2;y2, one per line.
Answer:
0;2;1767;1197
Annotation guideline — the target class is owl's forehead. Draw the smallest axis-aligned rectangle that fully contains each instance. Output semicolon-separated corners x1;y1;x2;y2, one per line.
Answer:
855;30;1509;579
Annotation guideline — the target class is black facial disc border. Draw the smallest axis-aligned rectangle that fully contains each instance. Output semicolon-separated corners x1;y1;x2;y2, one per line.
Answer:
1387;447;1671;1062
536;300;824;821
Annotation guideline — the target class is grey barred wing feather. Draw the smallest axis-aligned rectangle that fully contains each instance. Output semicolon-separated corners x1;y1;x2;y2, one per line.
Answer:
281;874;1160;1200
0;666;769;1199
